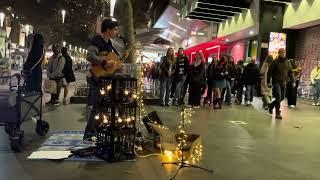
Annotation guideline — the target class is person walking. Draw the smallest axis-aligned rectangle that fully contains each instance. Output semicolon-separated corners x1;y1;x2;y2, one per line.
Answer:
61;47;76;105
267;48;294;119
242;58;260;106
260;55;273;109
310;61;320;106
159;47;176;106
234;60;245;104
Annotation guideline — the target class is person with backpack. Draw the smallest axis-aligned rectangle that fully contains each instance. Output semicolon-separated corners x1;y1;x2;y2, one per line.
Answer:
61;47;76;105
46;44;65;106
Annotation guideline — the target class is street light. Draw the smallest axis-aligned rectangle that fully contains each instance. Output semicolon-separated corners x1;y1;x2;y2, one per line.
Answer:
63;41;66;47
0;12;5;27
61;9;66;24
25;24;30;36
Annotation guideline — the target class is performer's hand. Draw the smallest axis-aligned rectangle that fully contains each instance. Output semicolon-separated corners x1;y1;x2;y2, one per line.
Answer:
123;51;129;59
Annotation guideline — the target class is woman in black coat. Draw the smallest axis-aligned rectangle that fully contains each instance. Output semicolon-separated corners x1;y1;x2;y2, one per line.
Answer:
188;52;205;106
23;34;45;92
61;47;76;105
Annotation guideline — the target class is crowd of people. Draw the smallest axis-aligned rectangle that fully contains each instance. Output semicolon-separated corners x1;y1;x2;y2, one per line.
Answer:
147;47;320;119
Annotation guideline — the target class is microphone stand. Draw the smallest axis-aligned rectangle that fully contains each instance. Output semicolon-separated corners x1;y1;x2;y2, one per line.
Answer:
162;106;213;180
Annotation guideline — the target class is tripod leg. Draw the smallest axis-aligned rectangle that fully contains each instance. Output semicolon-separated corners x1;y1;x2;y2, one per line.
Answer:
162;162;180;166
185;163;214;173
170;165;183;180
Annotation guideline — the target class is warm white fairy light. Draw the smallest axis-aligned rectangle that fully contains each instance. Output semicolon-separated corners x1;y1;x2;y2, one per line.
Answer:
124;89;129;95
95;114;100;120
107;84;112;91
100;89;106;95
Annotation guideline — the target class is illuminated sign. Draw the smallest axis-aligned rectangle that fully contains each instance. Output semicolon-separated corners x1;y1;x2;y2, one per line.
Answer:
190;30;206;36
268;32;286;58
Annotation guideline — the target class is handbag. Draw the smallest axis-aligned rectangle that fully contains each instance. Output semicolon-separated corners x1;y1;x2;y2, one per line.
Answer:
60;78;68;87
43;79;57;94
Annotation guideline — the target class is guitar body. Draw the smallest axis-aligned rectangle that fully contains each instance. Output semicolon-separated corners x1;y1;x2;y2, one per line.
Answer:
90;52;123;78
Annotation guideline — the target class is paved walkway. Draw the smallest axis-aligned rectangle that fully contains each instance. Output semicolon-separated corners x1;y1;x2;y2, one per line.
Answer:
0;72;320;180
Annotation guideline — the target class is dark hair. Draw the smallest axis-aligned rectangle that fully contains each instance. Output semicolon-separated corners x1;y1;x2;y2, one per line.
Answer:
31;33;44;51
61;47;68;56
237;60;244;65
101;19;119;33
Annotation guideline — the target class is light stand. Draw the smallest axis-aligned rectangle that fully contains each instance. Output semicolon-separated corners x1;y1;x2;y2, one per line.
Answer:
162;106;213;180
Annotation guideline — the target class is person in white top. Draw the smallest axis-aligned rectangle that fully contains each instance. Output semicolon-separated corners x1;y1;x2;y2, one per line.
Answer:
310;61;320;106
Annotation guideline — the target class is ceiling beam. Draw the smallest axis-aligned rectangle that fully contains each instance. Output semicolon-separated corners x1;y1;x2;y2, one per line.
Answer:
263;0;291;4
192;8;235;17
187;15;223;22
189;11;230;20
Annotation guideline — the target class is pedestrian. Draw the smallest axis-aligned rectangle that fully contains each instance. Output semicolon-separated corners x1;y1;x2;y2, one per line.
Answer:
205;56;218;106
23;33;45;92
234;60;245;104
211;56;228;109
221;55;235;105
188;52;205;107
242;58;260;106
46;44;65;105
173;47;188;105
287;59;301;108
260;55;273;109
267;48;295;119
159;47;176;106
310;60;320;106
61;47;76;105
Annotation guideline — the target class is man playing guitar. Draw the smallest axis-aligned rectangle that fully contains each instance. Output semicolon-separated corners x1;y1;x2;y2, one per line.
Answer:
83;18;120;140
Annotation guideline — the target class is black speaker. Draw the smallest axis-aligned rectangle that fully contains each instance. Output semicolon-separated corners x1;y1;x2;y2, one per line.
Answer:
142;111;163;133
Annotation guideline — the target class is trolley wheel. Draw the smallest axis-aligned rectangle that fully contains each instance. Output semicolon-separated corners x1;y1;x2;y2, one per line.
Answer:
17;130;24;143
10;138;21;152
36;120;49;136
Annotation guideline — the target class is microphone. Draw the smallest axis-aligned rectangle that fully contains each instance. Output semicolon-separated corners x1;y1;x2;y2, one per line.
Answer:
118;35;129;44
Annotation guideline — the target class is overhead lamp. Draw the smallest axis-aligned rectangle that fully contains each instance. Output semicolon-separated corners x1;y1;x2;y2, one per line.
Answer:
249;30;254;35
110;0;116;17
61;9;66;24
176;12;180;16
25;24;30;36
168;21;187;32
165;30;181;38
63;41;66;47
225;39;229;42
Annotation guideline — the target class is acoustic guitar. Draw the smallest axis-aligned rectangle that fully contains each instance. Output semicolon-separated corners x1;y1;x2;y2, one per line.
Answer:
90;42;135;78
